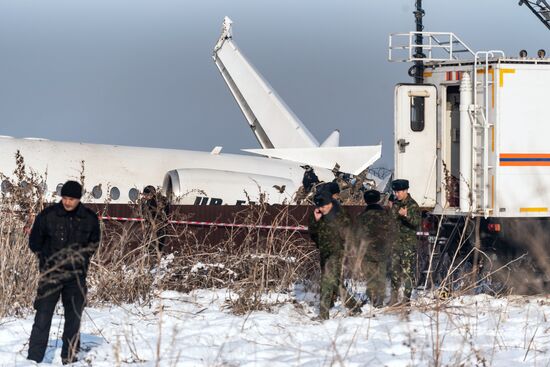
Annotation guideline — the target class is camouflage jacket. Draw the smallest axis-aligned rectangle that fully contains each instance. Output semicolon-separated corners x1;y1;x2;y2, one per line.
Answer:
356;204;395;262
309;201;351;263
391;194;421;247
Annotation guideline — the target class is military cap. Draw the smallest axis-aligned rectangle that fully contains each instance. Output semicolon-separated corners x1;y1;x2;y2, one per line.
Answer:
316;181;340;195
363;189;381;204
313;190;332;207
300;164;312;170
391;179;409;191
327;181;340;194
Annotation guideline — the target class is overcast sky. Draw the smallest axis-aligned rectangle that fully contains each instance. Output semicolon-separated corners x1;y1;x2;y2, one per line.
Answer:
0;0;547;167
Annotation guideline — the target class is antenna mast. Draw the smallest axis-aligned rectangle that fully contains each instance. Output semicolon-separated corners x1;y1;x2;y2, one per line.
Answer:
412;0;425;84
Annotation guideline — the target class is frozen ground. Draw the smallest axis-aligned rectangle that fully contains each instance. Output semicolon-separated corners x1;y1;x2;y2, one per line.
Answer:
2;288;550;366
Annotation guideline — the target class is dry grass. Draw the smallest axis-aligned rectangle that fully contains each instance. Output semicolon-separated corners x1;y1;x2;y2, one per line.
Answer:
153;203;318;315
0;153;319;316
85;196;318;314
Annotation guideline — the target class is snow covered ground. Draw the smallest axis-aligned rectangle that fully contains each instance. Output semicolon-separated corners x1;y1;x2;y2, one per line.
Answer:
2;288;550;366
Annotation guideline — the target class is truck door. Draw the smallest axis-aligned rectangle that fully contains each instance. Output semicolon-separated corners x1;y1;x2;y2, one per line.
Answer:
394;84;437;207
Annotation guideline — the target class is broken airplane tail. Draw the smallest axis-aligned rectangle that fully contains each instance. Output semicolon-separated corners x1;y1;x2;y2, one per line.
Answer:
214;17;382;174
213;17;320;149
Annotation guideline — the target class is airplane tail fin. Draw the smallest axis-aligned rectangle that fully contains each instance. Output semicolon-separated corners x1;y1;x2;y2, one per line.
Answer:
320;130;340;147
242;144;382;175
213;17;319;149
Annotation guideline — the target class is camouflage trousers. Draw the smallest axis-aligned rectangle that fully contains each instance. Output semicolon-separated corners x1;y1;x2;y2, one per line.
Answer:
390;244;416;303
363;259;386;307
319;254;360;319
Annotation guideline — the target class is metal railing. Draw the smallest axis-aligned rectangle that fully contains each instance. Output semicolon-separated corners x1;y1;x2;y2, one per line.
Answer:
389;31;475;62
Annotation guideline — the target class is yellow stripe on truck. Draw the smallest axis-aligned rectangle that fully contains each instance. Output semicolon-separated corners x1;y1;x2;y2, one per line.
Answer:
499;68;515;87
519;207;548;213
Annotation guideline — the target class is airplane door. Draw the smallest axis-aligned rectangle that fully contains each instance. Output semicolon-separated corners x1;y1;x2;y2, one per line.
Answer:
394;84;437;207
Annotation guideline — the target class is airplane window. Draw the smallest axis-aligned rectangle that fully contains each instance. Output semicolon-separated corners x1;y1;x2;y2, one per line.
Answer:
19;181;28;189
110;187;120;200
56;183;63;196
1;180;12;193
128;188;139;202
92;185;102;199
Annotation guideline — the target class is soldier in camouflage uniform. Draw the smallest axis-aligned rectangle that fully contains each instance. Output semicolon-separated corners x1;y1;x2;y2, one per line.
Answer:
356;190;395;307
390;179;421;304
309;191;359;319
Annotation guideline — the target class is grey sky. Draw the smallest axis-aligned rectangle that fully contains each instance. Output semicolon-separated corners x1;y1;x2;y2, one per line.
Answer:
0;1;547;168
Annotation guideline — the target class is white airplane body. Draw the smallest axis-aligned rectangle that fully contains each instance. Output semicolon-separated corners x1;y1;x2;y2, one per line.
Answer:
0;17;381;205
0;136;337;204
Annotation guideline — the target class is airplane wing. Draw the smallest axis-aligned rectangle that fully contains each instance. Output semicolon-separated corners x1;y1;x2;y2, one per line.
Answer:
213;17;319;149
242;145;382;175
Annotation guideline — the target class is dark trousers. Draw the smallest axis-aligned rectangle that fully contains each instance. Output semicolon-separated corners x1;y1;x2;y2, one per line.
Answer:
28;274;87;363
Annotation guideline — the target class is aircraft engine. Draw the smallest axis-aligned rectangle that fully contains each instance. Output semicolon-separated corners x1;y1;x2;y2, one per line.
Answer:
163;168;297;205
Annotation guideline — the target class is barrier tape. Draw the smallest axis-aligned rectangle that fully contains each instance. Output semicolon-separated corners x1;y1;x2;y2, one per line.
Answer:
99;216;308;232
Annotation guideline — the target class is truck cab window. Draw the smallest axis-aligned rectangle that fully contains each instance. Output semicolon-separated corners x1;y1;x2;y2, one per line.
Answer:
410;96;425;132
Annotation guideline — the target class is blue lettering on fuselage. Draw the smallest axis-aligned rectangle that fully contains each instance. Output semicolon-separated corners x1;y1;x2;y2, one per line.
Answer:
194;196;256;205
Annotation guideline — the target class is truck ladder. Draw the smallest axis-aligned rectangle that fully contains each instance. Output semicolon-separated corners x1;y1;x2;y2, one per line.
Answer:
470;51;505;217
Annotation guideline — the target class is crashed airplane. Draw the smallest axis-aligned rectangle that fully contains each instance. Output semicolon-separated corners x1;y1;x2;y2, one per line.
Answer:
0;17;381;205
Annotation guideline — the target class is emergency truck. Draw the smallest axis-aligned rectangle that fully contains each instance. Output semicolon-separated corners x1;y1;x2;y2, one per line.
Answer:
389;31;550;292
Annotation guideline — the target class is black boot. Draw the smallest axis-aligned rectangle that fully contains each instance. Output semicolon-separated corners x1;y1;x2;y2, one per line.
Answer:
62;356;78;365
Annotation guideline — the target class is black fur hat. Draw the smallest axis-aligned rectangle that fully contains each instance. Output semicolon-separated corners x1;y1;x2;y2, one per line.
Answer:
363;189;381;204
60;180;82;199
313;191;332;207
391;179;409;191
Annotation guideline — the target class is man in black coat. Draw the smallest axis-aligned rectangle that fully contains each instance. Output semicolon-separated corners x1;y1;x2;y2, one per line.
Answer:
27;181;101;365
301;165;320;193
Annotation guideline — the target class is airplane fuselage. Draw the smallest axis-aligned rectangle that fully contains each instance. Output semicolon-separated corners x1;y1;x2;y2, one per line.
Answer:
0;136;333;205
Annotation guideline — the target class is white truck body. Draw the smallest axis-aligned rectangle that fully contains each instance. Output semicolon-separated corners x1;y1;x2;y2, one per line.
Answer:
390;32;550;218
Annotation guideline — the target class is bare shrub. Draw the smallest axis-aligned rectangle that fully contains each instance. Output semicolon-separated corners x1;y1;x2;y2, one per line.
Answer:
80;190;318;315
0;151;46;317
153;202;318;315
87;219;157;305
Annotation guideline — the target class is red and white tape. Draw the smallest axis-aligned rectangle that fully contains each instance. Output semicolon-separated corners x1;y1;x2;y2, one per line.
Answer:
100;216;143;222
99;216;308;232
